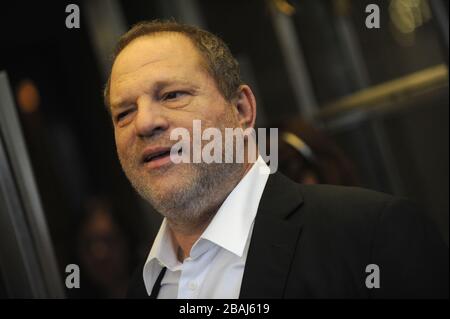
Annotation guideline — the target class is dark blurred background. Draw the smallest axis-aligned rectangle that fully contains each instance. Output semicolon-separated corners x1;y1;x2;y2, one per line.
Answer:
0;0;448;298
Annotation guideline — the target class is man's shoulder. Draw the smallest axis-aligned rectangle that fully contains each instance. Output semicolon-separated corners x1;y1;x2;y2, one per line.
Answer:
261;172;417;224
298;183;400;214
270;174;416;230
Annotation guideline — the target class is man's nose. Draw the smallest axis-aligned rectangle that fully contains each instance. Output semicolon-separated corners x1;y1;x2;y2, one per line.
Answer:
134;95;169;139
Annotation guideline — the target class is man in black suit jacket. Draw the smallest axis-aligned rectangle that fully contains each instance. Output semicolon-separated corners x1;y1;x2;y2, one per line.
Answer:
127;172;448;298
105;20;448;299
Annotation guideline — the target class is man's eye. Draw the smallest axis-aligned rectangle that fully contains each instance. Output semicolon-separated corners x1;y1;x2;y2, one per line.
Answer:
163;91;186;101
116;110;132;121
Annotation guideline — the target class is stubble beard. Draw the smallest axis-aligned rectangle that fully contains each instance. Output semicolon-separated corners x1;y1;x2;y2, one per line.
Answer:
118;120;246;230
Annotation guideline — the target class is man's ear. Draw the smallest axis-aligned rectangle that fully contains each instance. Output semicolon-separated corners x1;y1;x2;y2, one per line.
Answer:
234;85;257;129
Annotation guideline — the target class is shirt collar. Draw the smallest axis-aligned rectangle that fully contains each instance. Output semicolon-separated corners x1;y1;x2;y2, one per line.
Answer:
146;218;181;270
198;155;269;257
143;218;182;295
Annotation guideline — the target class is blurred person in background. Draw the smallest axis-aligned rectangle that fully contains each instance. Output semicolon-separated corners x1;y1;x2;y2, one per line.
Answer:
276;117;359;186
71;198;134;298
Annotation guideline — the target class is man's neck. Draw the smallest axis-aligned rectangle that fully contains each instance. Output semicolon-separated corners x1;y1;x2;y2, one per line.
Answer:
167;160;254;261
168;220;210;261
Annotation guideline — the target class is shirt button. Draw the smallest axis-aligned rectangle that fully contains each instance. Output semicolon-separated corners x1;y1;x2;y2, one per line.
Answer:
188;281;197;291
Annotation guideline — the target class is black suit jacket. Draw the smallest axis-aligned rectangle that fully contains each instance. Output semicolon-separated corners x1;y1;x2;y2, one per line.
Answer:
127;172;448;298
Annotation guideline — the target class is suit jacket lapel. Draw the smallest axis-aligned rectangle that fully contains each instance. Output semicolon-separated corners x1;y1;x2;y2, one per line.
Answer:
239;172;304;298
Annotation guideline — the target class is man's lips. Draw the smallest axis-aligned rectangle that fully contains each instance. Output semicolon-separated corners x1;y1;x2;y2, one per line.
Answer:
141;146;173;169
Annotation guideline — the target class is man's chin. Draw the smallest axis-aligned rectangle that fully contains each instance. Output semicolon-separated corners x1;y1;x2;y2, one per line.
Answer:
140;165;194;196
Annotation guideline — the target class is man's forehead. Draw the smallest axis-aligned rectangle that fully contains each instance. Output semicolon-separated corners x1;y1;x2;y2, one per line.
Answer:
112;33;202;76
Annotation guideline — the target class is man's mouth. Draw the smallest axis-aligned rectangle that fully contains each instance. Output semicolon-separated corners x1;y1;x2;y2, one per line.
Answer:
142;147;173;169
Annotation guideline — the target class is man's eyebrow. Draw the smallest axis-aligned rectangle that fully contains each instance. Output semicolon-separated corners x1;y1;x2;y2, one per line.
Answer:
153;79;200;91
110;99;128;110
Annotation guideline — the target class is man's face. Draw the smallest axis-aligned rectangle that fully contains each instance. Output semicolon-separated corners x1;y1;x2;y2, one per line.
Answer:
109;33;244;223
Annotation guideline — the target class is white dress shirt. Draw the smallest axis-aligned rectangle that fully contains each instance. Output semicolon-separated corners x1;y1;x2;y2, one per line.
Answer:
142;156;270;298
